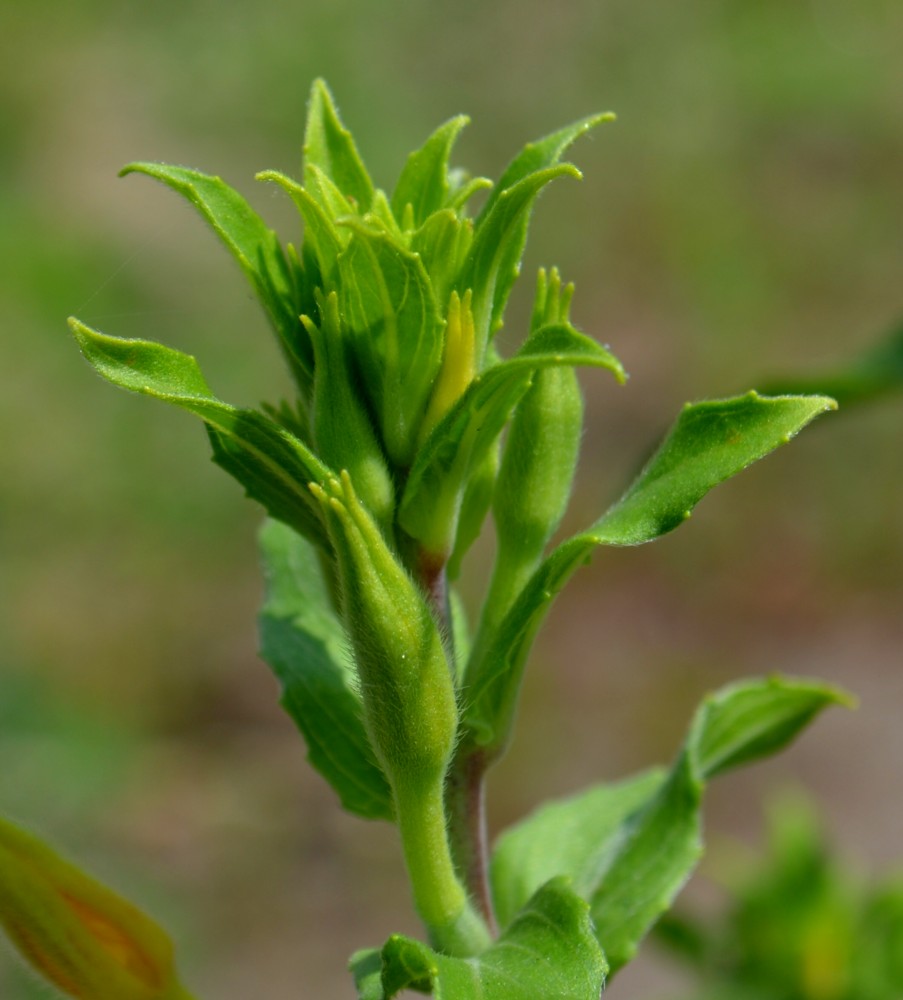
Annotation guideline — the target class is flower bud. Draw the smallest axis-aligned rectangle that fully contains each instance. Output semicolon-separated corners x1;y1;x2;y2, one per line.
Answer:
310;471;458;795
303;290;395;532
0;816;193;1000
419;289;476;446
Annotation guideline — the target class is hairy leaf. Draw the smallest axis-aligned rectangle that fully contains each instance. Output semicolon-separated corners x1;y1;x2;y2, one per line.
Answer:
119;162;311;386
337;222;445;467
465;392;837;748
69;319;330;545
258;520;393;820
491;677;850;973
349;877;606;999
391;115;470;228
465;113;614;357
304;79;374;212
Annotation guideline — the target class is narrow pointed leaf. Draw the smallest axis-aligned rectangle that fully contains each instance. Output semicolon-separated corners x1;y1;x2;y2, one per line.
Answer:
491;677;849;974
304;79;374;211
350;877;606;999
464;392;837;747
476;113;615;225
257;169;346;287
399;323;624;556
119;162;311;384
463;164;581;360
69;319;331;545
391;115;469;227
337;223;444;467
465;113;613;357
259;520;393;820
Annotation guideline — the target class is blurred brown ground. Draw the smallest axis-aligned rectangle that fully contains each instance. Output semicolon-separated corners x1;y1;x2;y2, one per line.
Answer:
1;1;901;996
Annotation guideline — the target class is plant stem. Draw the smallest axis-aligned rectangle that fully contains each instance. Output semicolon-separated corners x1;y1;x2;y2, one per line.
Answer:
394;780;492;956
445;742;497;934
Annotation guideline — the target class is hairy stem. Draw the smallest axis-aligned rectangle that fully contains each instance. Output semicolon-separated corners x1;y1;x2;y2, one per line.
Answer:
445;743;497;934
395;780;492;956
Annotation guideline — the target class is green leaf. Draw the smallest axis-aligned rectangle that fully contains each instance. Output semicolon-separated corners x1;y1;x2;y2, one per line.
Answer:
463;165;580;361
257;168;347;288
410;209;474;312
464;392;836;748
490;677;849;975
465;113;614;358
258;520;393;820
119;162;312;387
304;78;374;212
337;222;445;467
69;319;331;546
349;877;606;999
398;323;624;557
391;115;470;227
589;392;838;545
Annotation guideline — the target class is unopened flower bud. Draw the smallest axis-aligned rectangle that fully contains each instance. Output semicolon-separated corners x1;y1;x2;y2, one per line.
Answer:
310;471;458;796
0;816;193;1000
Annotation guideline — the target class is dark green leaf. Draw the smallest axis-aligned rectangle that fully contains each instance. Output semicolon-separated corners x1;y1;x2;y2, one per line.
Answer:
490;677;849;974
304;78;374;212
119;161;311;386
350;877;606;999
464;392;836;748
259;520;393;820
69;319;330;545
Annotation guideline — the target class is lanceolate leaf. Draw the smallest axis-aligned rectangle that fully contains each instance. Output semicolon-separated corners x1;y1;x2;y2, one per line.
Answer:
349;877;606;999
465;113;614;357
490;677;850;974
304;78;375;212
464;392;836;748
119;162;311;386
69;320;330;545
398;324;624;556
337;222;445;467
463;165;581;361
259;520;393;820
391;115;470;228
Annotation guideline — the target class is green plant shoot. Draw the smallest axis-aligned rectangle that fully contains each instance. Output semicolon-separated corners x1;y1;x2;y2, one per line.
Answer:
0;80;846;998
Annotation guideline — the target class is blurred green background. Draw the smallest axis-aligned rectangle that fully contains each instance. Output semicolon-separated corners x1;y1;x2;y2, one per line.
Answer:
2;1;901;996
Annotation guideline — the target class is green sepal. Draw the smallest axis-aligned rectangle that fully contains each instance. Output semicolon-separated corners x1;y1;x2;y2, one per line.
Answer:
337;221;445;467
304;78;375;212
349;877;607;1000
391;115;470;228
490;676;851;974
465;112;614;359
398;323;624;558
464;392;837;748
258;519;394;821
119;161;312;389
69;319;331;547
